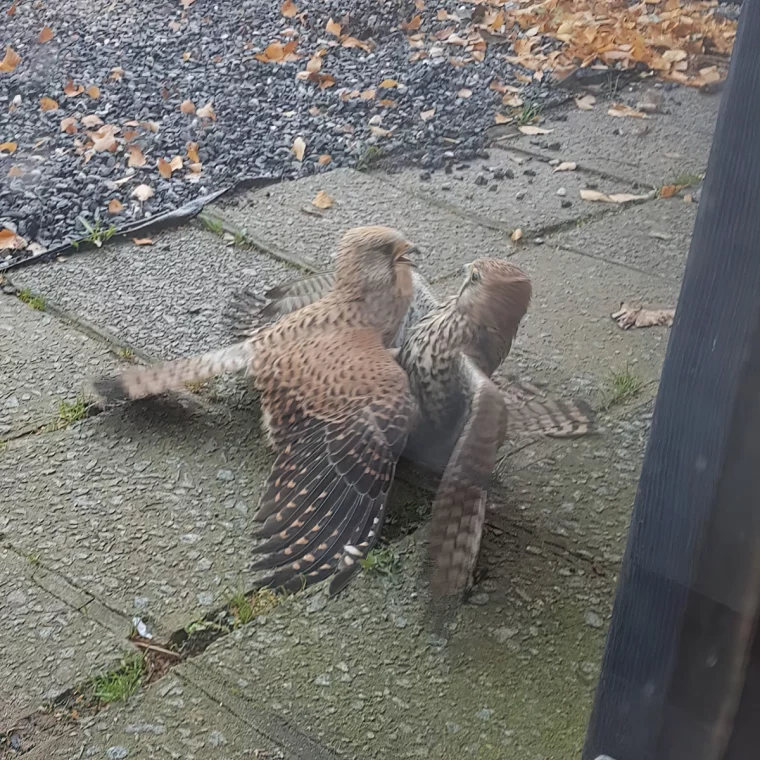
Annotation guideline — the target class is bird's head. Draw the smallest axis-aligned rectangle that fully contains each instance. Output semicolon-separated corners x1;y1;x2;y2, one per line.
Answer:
456;258;532;332
335;225;417;297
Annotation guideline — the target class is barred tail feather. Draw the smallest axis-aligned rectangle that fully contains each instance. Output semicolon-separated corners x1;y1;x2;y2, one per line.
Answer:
91;342;256;404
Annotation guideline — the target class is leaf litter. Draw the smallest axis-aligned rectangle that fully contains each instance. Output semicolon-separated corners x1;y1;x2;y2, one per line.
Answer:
612;304;675;329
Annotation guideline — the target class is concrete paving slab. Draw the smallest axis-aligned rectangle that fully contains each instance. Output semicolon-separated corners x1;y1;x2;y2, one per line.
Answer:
501;85;721;187
212;168;517;280
0;545;129;726
384;147;638;233
9;227;297;361
554;196;696;281
0;295;119;439
0;400;273;638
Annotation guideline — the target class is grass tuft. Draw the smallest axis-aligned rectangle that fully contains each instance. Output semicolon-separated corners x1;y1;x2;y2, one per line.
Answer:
90;655;144;704
18;288;45;310
602;367;643;410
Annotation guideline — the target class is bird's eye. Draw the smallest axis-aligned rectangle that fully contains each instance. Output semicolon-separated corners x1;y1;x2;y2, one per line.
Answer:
471;269;481;282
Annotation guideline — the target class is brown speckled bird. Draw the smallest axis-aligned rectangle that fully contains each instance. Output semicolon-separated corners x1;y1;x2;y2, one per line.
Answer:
228;258;592;600
92;226;418;595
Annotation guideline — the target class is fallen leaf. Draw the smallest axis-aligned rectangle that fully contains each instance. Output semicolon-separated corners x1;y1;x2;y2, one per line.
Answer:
258;41;285;63
90;124;119;152
420;108;435;121
379;79;398;89
503;94;524;108
157;157;172;179
141;120;160;133
341;37;372;53
659;184;681;199
39;97;58;111
86;84;100;99
401;15;422;32
188;162;202;174
580;189;651;204
553;161;577;172
132;237;154;246
608;104;649;119
110;66;125;81
318;154;332;165
38;26;54;43
574;94;596;111
81;114;103;128
457;88;472;98
326;18;341;36
8;166;23;177
132;184;154;202
197;102;215;120
0;141;17;154
518;125;552;135
108;199;123;214
370;125;392;137
186;141;200;162
511;228;523;242
280;0;297;17
494;112;511;124
180;0;195;7
292;136;306;161
312;190;333;209
360;88;376;100
306;55;322;73
612;303;675;329
699;66;721;84
684;194;693;204
7;3;16;16
0;46;20;73
127;144;146;167
180;99;196;114
0;228;26;250
378;99;396;108
169;156;183;172
64;79;84;97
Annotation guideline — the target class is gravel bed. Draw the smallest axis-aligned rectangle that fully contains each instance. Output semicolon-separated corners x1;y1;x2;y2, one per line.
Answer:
0;0;564;262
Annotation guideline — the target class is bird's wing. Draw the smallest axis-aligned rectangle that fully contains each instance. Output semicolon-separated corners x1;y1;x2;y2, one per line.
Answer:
501;380;593;438
428;354;507;600
250;329;416;595
224;272;337;340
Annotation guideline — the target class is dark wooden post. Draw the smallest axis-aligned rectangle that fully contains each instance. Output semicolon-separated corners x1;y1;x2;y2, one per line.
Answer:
583;1;760;758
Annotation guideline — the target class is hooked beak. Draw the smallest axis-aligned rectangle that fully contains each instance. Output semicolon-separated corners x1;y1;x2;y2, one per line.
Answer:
396;245;418;267
457;264;473;298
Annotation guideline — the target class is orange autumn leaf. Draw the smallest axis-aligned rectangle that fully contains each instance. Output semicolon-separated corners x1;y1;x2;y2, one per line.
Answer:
401;15;422;32
157;157;172;179
8;166;24;177
64;79;84;97
326;18;341;36
108;199;124;214
132;237;154;246
40;97;59;111
0;46;21;73
197;102;216;120
180;99;196;114
85;84;100;99
0;228;26;250
127;144;146;167
186;141;200;162
0;141;17;154
60;116;77;134
280;0;297;17
39;26;54;43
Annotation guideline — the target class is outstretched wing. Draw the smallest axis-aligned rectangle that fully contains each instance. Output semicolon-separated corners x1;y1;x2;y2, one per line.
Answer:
501;380;593;439
251;330;416;595
428;355;507;600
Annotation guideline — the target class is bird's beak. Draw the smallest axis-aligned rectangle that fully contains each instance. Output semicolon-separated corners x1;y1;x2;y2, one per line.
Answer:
457;264;472;298
396;245;418;267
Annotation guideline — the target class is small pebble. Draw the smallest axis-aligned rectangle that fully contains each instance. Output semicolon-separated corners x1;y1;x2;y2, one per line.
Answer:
474;172;488;186
556;187;567;197
515;190;526;200
561;199;572;208
419;171;431;181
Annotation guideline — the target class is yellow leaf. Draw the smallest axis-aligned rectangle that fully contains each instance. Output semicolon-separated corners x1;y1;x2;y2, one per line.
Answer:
511;228;523;242
518;125;552;135
312;190;333;209
553;161;577;172
0;46;21;73
379;79;398;89
38;26;54;43
40;97;59;111
457;88;472;98
326;18;341;36
280;0;297;17
420;108;435;121
292;136;306;161
132;237;154;246
85;84;100;99
318;154;332;165
574;94;596;110
0;141;17;154
0;228;26;250
108;199;124;214
132;184;154;202
197;102;215;120
64;79;84;97
180;99;196;114
127;145;146;167
187;141;200;163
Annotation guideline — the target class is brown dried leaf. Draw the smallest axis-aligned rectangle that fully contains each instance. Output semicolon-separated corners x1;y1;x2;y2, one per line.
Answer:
306;55;322;73
81;114;103;128
108;199;124;214
360;88;376;100
180;0;195;7
132;237;154;246
612;303;675;330
169;156;183;172
186;141;200;163
280;0;297;17
157;157;172;179
312;190;333;209
401;15;422;32
580;189;651;204
127;144;146;167
318;154;332;165
64;79;84;97
518;125;552;135
511;228;523;242
110;66;125;81
188;162;202;174
292;136;306;161
60;116;77;134
0;46;20;73
553;161;577;172
38;26;54;43
180;99;196;114
0;141;17;154
494;112;511;124
502;94;523;107
378;99;396;108
7;3;16;16
8;166;24;177
86;84;100;99
457;88;472;99
326;18;341;36
341;37;372;53
608;104;649;119
197;102;216;120
39;97;58;112
379;79;398;89
132;184;154;202
370;125;392;137
574;94;596;111
0;228;26;250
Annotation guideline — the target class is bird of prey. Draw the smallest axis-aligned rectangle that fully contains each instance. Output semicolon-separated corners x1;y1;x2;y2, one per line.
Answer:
92;226;419;595
227;258;592;600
